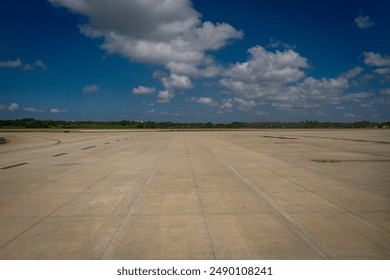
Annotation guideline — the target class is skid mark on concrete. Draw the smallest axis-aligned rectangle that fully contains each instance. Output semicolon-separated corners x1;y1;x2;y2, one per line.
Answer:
1;163;28;170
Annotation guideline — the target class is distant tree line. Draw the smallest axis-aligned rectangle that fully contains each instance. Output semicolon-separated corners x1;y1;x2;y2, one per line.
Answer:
0;118;389;129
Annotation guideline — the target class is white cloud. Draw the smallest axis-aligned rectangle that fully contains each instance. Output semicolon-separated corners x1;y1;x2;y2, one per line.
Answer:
278;76;351;111
50;108;68;113
23;64;34;71
220;99;233;111
0;58;47;70
374;67;390;75
161;73;193;90
380;88;390;95
220;46;309;100
49;0;242;77
157;90;174;103
280;76;372;111
292;76;349;99
191;97;218;107
24;107;45;113
34;60;47;70
0;58;22;68
344;113;361;118
355;15;374;29
340;66;364;79
8;103;19;111
132;86;156;95
233;98;256;111
372;95;390;107
153;72;193;103
83;84;99;93
24;60;47;71
220;46;370;113
267;38;296;50
364;52;390;67
341;92;372;102
255;111;269;116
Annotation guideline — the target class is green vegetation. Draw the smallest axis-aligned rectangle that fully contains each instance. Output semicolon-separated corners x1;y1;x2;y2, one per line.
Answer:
0;118;389;129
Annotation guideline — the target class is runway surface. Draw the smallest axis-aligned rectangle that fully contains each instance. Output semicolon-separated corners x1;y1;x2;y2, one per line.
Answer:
0;129;389;259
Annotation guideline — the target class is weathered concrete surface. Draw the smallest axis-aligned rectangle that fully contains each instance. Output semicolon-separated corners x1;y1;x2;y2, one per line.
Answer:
0;130;389;259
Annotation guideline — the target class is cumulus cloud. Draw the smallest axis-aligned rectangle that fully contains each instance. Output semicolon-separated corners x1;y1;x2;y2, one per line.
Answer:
341;92;372;102
220;45;371;113
24;107;45;113
220;99;233;111
8;103;19;111
23;64;34;71
280;70;373;111
161;73;193;90
50;108;68;113
364;52;390;67
191;97;218;107
267;38;296;50
233;98;256;111
280;76;351;111
355;15;374;29
152;72;193;103
166;60;223;77
374;67;390;75
49;0;242;78
157;90;174;103
48;0;381;116
0;58;22;68
381;88;390;95
220;46;309;100
0;58;47;70
23;60;47;71
83;84;99;93
132;86;156;95
291;76;349;99
340;66;364;79
34;60;47;70
344;113;361;118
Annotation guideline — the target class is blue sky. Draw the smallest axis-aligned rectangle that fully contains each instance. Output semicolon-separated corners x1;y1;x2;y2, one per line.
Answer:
1;0;389;122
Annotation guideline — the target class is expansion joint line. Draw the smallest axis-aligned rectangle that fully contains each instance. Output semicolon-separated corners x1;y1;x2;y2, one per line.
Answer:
184;138;217;260
98;135;172;259
215;137;390;244
204;142;332;259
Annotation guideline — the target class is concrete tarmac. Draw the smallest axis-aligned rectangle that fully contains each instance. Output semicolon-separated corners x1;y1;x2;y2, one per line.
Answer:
0;130;389;259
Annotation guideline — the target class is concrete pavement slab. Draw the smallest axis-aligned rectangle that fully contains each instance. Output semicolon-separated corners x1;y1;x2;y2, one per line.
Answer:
200;192;274;215
0;217;123;259
206;214;326;259
0;218;41;248
51;192;138;217
0;130;389;259
101;215;214;259
132;193;202;216
292;212;390;259
0;194;75;217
